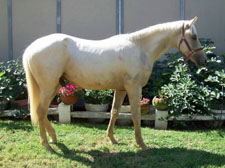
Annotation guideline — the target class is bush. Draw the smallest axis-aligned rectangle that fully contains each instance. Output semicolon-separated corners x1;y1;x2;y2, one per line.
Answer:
160;58;212;117
144;38;225;117
0;59;27;102
143;38;219;99
84;89;114;104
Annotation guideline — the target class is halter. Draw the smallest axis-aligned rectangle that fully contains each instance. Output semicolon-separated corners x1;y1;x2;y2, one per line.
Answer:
178;23;203;63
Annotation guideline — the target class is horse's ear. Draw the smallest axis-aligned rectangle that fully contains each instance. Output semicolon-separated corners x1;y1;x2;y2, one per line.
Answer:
190;16;198;26
185;16;198;29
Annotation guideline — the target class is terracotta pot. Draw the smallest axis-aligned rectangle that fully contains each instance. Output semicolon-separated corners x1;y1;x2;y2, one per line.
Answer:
11;99;28;107
140;103;150;115
61;95;78;105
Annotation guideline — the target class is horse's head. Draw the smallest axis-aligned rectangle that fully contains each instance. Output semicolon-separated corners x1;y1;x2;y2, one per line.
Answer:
178;16;207;67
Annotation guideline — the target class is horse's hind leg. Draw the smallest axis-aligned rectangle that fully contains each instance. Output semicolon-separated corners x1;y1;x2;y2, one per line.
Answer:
37;89;58;151
44;86;60;144
107;90;126;144
45;116;57;144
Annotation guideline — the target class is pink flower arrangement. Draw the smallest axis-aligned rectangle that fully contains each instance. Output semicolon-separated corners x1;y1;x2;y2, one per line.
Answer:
140;98;150;105
58;84;83;97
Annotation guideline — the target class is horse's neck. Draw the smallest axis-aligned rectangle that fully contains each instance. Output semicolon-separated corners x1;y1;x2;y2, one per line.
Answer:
131;22;182;63
148;29;178;62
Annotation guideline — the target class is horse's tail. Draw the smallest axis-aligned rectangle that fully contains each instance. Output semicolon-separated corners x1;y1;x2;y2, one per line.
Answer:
23;53;40;125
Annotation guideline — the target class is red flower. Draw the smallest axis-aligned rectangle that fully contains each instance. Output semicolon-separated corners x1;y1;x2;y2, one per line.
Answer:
58;84;83;96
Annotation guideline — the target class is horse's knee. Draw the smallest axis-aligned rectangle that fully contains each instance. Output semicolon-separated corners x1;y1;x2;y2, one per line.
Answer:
111;108;120;118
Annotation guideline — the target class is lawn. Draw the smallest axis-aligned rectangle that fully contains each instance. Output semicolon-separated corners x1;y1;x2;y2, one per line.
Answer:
0;120;224;168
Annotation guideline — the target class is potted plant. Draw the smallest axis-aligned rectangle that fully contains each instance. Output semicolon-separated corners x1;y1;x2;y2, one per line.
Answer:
152;95;168;111
84;89;113;112
58;84;83;105
140;98;150;115
83;89;113;123
152;94;168;130
0;59;28;108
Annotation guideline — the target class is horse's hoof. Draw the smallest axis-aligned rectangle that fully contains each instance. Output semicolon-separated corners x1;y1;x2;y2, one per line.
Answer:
111;138;119;145
49;138;57;144
140;144;148;150
45;144;54;152
109;137;119;144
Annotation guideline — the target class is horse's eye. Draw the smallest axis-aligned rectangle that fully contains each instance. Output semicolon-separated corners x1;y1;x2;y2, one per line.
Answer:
192;35;197;40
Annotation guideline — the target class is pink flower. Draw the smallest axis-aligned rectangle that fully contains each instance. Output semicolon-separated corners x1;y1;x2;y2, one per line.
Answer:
58;83;83;97
140;98;150;105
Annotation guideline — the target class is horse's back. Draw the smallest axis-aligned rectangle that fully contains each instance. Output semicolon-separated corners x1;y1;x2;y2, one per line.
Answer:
23;33;143;90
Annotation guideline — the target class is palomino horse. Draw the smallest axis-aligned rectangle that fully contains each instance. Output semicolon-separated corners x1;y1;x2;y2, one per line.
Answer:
23;17;207;151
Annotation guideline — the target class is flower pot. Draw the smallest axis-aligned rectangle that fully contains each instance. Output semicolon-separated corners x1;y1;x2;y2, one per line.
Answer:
11;99;28;107
84;103;109;123
61;95;78;105
141;104;150;115
152;96;168;111
155;110;168;130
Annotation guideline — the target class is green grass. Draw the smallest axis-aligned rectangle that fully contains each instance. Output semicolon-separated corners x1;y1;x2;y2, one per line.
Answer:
0;120;225;168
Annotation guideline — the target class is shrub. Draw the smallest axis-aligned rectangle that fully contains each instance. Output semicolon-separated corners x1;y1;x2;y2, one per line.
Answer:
143;38;225;117
84;89;114;104
0;59;27;102
142;38;219;99
160;58;212;118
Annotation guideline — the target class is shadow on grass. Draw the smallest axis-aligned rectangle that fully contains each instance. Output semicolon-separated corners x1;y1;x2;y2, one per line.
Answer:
53;143;225;168
0;120;33;132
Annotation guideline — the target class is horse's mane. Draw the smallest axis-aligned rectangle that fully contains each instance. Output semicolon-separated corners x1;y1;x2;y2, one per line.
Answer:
129;20;184;41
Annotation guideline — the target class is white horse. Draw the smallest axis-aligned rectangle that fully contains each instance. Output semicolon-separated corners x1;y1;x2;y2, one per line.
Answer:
23;17;206;151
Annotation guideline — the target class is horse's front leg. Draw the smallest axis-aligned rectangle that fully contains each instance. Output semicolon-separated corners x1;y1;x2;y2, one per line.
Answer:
106;90;126;144
126;84;148;150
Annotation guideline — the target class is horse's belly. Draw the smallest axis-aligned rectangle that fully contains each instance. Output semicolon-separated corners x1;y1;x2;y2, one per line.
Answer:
65;69;125;90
